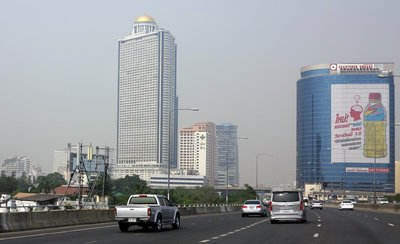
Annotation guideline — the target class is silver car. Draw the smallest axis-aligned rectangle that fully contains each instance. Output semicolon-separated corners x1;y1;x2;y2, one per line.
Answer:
269;191;306;223
241;200;267;217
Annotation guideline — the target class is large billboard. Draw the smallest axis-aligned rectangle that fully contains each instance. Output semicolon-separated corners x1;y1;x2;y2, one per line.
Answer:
331;84;390;164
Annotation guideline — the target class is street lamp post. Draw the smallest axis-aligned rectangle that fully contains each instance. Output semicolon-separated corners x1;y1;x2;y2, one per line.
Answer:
256;153;272;199
225;136;248;205
167;108;199;200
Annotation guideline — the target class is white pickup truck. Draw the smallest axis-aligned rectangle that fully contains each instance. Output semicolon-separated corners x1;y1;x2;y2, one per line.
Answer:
115;194;180;232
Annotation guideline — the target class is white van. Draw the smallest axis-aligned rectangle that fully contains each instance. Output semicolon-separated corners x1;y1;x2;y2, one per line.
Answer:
269;191;307;224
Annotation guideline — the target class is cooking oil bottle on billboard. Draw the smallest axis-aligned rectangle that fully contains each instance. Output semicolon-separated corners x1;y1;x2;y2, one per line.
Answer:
363;93;387;158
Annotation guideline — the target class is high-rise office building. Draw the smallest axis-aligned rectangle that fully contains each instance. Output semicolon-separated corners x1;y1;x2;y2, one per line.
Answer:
297;63;395;193
215;123;239;187
114;15;177;181
179;122;216;185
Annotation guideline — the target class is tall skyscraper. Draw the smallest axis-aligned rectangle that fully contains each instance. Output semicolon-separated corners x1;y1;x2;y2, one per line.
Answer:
114;15;177;181
215;123;239;187
297;63;395;193
179;122;216;185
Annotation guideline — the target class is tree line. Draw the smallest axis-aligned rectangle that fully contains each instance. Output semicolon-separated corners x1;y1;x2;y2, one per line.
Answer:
0;173;258;206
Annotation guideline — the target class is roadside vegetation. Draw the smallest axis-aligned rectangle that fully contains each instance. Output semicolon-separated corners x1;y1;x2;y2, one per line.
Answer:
0;174;258;206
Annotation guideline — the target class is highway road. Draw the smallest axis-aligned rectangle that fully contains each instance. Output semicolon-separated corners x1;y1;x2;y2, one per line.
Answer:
0;207;400;243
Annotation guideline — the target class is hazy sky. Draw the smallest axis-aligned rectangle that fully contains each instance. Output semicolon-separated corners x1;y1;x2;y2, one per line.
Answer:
1;0;400;187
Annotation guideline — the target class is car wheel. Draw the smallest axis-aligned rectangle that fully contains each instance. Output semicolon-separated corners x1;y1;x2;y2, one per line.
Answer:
118;222;129;232
301;218;307;223
270;219;277;224
172;214;180;229
241;213;245;217
153;215;162;231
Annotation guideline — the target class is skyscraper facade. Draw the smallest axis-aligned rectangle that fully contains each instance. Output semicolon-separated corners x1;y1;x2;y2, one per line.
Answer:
178;122;216;185
297;63;395;193
215;123;239;187
114;15;177;181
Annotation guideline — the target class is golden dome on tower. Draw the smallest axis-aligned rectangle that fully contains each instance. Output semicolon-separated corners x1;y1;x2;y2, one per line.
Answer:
135;14;156;23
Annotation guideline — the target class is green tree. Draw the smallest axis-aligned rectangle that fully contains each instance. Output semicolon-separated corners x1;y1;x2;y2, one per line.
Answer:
228;184;256;204
88;174;113;197
35;172;66;193
11;176;33;195
113;175;150;196
169;186;222;205
109;175;150;205
0;176;18;194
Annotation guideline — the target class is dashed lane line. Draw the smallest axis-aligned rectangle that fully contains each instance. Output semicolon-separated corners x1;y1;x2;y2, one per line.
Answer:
199;219;267;243
314;233;319;238
388;223;395;227
317;224;322;227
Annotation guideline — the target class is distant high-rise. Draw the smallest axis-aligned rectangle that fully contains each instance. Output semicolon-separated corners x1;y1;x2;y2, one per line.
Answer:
114;15;177;181
179;122;216;185
215;123;239;187
0;156;31;178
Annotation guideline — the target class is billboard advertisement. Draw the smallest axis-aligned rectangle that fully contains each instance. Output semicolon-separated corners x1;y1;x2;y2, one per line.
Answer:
331;84;390;164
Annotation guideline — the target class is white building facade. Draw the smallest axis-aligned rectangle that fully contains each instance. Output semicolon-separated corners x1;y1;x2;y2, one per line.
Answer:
114;15;177;181
179;122;216;185
0;156;31;178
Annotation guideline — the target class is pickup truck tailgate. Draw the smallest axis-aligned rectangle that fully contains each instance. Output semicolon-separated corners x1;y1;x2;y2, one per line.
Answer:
116;205;150;218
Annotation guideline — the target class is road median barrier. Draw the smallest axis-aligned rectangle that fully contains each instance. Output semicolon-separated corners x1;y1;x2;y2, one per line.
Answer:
0;205;241;232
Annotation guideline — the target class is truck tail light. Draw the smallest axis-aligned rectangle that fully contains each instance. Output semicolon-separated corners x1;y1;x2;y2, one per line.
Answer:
269;201;272;211
256;205;262;208
147;208;151;216
300;201;304;210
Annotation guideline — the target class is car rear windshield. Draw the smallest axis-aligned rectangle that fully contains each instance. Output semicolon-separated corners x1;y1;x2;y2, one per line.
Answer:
342;200;352;203
313;201;321;203
129;196;157;204
272;192;300;202
244;200;260;205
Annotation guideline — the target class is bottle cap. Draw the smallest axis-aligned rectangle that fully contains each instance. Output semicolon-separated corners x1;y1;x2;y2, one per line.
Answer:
369;93;381;101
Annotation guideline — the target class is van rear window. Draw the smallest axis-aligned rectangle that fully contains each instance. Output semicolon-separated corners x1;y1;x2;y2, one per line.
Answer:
273;192;300;202
129;197;157;204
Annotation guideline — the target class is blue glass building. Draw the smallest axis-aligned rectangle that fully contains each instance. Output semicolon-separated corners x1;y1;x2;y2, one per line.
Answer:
297;63;395;193
215;123;239;187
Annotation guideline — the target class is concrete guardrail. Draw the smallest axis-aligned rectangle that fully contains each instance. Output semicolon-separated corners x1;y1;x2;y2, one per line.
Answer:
0;205;242;232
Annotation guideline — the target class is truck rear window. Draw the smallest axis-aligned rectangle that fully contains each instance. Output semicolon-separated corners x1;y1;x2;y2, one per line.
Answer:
129;197;157;204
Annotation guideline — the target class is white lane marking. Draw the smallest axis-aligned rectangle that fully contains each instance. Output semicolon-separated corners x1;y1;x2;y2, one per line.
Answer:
0;225;114;241
388;223;395;227
85;242;97;244
318;219;321;222
317;224;322;227
199;219;267;243
314;233;319;238
374;218;379;221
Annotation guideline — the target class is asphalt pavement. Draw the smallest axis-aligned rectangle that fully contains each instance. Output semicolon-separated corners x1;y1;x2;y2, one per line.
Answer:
0;207;399;244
